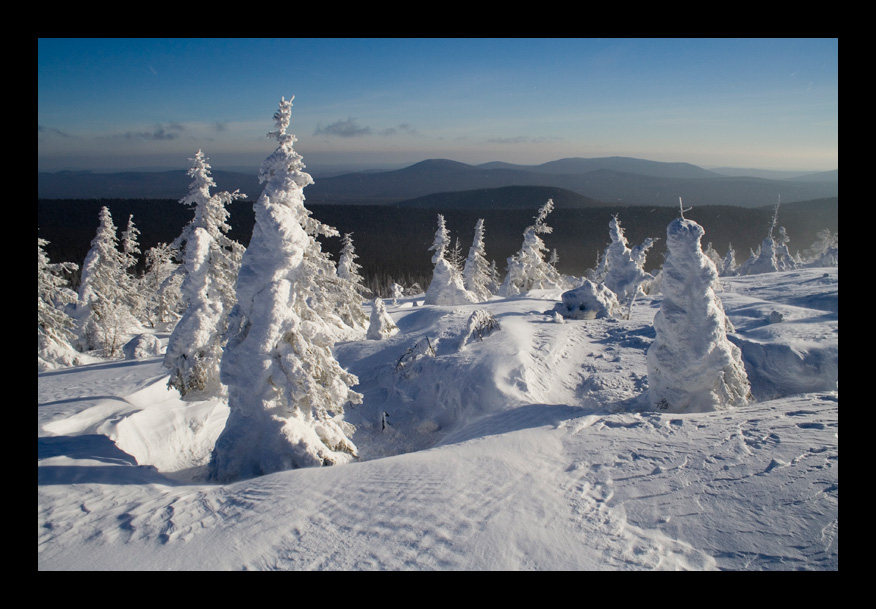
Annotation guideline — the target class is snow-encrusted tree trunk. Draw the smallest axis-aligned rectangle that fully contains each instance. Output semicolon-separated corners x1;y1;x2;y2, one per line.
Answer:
164;150;247;399
209;97;361;482
38;237;81;370
647;215;750;413
424;214;477;305
73;206;139;357
500;199;567;297
463;218;493;302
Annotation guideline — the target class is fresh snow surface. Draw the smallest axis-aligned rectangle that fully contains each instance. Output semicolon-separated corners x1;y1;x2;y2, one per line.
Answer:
38;267;838;571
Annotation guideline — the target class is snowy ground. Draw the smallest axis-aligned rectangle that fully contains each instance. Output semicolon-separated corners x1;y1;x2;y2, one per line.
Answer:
38;267;838;570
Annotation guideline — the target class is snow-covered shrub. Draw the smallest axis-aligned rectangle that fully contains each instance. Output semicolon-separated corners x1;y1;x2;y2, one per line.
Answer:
367;298;399;340
424;214;478;305
458;309;501;350
500;199;568;296
553;279;621;320
647;215;750;413
123;333;164;360
208;97;361;482
395;336;437;374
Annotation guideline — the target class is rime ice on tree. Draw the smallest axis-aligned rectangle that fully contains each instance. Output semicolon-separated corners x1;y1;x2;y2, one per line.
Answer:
463;218;493;302
589;214;655;312
424;214;477;305
500;199;567;297
647;213;750;413
208;97;360;482
164;150;246;399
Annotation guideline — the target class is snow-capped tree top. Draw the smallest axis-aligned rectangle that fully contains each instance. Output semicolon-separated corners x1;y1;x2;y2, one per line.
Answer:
259;96;314;196
429;214;451;265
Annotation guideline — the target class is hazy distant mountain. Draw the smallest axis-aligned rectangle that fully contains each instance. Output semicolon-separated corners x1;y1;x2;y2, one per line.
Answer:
37;169;262;201
478;156;720;179
395;185;602;209
38;156;838;208
708;167;839;182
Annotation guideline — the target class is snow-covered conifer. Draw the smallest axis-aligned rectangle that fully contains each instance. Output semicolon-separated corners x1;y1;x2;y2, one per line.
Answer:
801;229;838;267
720;243;738;277
209;96;361;482
424;214;477;305
73;206;139;356
463;218;493;302
164;150;247;399
120;214;146;320
647;215;750;413
589;215;655;308
367;298;399;340
774;226;797;271
38;237;81;369
500;199;567;297
140;243;183;329
337;232;365;288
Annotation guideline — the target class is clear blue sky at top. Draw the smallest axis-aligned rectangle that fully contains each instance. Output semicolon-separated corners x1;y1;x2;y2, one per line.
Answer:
38;38;838;172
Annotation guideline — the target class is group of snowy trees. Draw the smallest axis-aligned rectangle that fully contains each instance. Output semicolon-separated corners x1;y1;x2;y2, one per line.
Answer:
39;95;839;480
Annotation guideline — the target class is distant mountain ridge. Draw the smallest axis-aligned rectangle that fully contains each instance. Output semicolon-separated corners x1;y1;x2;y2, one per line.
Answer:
38;156;838;208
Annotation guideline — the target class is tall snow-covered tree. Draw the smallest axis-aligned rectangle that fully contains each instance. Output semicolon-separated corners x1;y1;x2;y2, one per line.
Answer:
333;232;371;333
463;218;493;302
500;199;567;297
209;96;361;482
164;150;247;399
424;214;477;305
38;237;81;370
120;214;146;321
647;213;750;413
73;206;139;357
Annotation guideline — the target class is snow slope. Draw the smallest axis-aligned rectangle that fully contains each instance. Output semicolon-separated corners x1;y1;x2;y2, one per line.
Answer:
38;267;838;570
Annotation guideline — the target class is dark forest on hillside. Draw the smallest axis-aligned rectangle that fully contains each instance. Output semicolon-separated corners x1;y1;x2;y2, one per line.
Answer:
38;197;838;297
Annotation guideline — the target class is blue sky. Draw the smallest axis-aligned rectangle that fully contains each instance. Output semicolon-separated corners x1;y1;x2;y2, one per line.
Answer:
38;38;838;174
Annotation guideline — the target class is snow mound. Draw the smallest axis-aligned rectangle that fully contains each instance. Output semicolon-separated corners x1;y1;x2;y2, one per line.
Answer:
553;280;620;320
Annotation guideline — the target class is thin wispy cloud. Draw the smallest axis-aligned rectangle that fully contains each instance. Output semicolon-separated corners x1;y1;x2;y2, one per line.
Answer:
380;123;419;137
485;135;563;145
38;125;72;138
117;123;186;142
315;118;371;138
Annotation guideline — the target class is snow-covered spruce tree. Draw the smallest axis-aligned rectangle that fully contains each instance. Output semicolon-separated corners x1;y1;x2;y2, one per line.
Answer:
140;242;182;329
647;208;750;413
737;197;784;275
119;214;147;322
208;96;361;482
367;297;399;340
164;150;247;399
801;228;838;267
589;214;655;312
500;199;567;297
332;232;371;333
424;214;477;305
73;206;139;357
38;237;81;370
462;218;493;302
720;243;738;277
774;226;798;271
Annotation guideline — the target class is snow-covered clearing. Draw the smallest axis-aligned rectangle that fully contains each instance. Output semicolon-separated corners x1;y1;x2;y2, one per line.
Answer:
38;267;837;570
